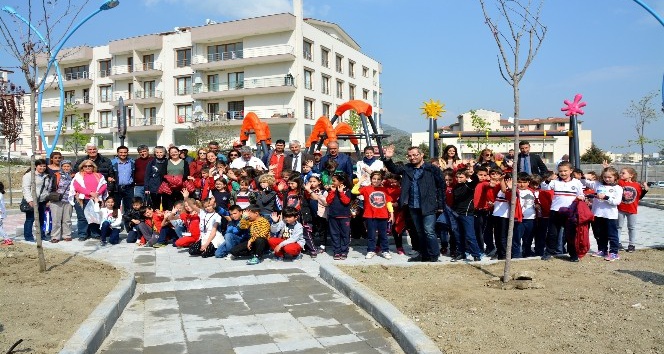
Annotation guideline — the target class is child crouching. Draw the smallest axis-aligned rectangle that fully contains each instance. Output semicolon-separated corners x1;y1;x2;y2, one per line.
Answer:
269;207;305;260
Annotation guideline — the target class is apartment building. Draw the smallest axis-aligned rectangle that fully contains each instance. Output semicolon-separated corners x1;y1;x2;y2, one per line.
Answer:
411;109;593;162
22;2;381;155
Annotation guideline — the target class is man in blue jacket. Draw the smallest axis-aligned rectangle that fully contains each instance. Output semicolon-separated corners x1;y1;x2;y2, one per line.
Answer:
383;145;445;262
319;141;353;179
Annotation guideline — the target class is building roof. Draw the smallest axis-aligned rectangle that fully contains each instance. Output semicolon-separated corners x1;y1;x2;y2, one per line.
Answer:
303;18;361;51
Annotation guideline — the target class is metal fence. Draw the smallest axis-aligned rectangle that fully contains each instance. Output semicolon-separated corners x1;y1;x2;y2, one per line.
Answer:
549;163;664;184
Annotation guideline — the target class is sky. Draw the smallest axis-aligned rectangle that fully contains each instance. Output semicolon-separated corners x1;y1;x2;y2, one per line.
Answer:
2;0;664;153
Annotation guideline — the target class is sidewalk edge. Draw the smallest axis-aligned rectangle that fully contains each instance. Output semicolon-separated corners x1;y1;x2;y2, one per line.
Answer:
58;274;136;354
320;263;443;354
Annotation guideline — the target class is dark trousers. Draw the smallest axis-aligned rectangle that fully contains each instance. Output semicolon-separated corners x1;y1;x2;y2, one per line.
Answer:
148;193;164;210
492;216;509;258
474;211;490;254
402;205;420;252
365;218;389;253
593;217;620;254
457;214;481;258
23;201;47;241
157;227;178;245
545;210;567;257
230;238;269;258
329;217;351;255
312;216;328;248
74;199;100;240
408;208;440;261
162;190;184;211
116;184;135;215
100;221;121;244
515;219;535;258
534;217;549;256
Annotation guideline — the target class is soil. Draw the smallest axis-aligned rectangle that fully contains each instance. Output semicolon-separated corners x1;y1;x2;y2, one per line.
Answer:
0;242;122;354
341;249;664;354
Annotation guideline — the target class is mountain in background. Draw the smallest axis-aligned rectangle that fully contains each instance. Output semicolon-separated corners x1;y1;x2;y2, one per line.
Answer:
381;123;411;140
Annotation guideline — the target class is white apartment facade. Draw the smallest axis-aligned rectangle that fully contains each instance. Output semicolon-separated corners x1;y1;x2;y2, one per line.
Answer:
411;109;593;163
22;4;381;155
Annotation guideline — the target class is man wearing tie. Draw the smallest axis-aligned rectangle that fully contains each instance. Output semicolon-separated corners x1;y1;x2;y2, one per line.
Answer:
283;140;313;174
516;140;549;177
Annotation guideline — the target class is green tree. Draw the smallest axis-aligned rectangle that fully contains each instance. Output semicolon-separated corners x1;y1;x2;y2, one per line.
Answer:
580;143;612;164
347;110;362;133
624;91;663;179
418;142;430;160
61;103;96;157
187;119;238;150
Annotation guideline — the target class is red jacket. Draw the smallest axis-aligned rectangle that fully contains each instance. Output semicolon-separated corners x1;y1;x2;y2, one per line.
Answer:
560;200;594;258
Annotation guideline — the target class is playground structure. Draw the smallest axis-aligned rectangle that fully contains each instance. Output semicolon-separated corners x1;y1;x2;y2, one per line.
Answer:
305;100;389;158
238;112;272;158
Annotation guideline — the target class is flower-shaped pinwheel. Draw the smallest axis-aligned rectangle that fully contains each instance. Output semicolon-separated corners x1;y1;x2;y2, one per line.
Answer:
561;94;587;116
421;99;446;120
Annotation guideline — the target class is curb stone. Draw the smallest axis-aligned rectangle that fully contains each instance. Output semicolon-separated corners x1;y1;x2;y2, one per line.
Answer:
59;274;136;354
320;264;443;354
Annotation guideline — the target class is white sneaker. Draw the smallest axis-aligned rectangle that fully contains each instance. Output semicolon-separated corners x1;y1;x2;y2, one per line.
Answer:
381;252;392;260
365;251;376;259
225;254;235;260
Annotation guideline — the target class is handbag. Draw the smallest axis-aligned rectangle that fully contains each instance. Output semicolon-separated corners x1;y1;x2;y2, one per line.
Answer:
47;178;72;203
20;175;50;212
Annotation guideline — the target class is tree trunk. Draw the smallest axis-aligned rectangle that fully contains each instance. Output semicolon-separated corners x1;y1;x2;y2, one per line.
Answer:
503;79;520;283
28;87;47;272
7;150;13;205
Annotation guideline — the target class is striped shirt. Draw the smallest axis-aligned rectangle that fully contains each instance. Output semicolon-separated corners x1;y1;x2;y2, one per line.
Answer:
542;178;584;211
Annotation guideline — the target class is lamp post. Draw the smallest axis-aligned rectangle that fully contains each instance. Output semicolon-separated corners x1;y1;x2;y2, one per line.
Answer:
2;0;120;157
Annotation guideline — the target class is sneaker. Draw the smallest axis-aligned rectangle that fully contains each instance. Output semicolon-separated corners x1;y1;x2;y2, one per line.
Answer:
396;247;405;255
472;256;481;262
451;254;467;262
605;253;620;262
319;245;326;251
2;239;14;246
365;251;376;259
486;248;497;258
381;252;392;260
152;243;166;248
592;251;606;258
626;245;636;253
225;254;235;260
618;243;625;250
333;254;342;260
246;256;261;265
340;254;347;260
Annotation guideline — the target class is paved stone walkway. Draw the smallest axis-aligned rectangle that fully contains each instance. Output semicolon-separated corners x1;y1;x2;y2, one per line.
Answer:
4;205;664;353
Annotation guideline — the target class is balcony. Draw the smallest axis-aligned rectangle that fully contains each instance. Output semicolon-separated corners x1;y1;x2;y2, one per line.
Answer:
174;109;295;128
192;75;296;100
109;62;163;80
41;96;93;113
112;90;163;105
128;117;164;131
42;71;94;89
191;44;295;71
42;122;94;136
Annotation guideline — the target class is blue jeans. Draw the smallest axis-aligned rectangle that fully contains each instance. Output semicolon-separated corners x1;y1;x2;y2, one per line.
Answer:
593;216;620;254
157;227;178;245
517;219;535;258
408;208;439;261
73;200;100;240
215;232;246;258
365;218;389;253
100;221;121;244
23;201;47;241
456;214;481;258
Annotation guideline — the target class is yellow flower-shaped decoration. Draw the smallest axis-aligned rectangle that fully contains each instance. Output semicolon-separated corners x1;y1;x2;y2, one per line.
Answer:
421;99;445;120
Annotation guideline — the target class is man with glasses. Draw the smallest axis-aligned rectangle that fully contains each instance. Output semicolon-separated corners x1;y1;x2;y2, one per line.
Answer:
111;146;135;213
230;146;267;170
383;145;445;262
284;140;313;174
133;145;153;199
319;141;353;179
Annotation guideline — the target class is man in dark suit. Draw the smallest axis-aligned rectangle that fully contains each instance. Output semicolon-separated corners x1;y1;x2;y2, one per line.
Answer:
283;140;313;174
516;140;549;176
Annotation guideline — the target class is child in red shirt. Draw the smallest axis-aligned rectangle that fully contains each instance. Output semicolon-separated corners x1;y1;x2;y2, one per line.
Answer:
174;199;201;248
383;173;405;254
352;171;394;259
617;167;648;252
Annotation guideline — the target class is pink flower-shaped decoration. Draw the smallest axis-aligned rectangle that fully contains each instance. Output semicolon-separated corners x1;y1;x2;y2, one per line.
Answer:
561;94;586;116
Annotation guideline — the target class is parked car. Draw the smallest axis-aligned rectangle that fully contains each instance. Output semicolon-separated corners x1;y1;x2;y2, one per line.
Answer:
658;181;664;188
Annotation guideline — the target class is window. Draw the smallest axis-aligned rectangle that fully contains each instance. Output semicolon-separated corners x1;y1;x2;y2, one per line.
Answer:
176;104;193;122
99;85;112;102
373;90;378;106
362;66;369;77
128;83;133;99
142;107;157;125
321;75;330;95
64;90;75;104
304;99;314;120
127;57;133;73
336;80;343;99
348;84;355;100
83;89;90;103
207;42;243;62
335;54;343;73
64;65;89;80
176;76;192;95
99;110;112;128
208;74;219;92
99;60;111;77
304;69;313;90
322;102;331;117
321;47;329;67
348;60;355;78
176;48;191;67
227;100;244;120
228;72;244;89
143;81;156;97
142;54;155;70
303;40;313;61
207;103;220;116
362;89;369;100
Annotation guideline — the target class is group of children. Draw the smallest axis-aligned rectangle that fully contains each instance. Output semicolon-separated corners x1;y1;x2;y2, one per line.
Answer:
440;161;648;263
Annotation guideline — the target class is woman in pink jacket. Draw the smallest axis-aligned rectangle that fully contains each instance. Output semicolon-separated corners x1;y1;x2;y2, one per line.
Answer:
70;160;108;241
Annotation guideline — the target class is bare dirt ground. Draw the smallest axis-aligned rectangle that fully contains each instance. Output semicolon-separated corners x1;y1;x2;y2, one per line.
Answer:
342;249;664;354
0;242;122;353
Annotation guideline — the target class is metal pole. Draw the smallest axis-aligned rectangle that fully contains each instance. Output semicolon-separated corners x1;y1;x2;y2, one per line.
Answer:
428;118;434;158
